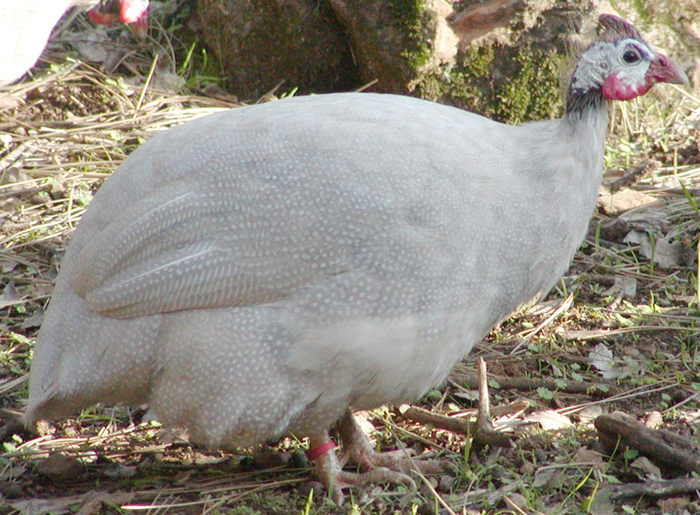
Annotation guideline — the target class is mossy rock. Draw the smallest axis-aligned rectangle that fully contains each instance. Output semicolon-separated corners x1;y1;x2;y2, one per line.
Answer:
421;41;568;124
195;0;455;98
326;0;450;94
413;3;593;123
193;0;700;122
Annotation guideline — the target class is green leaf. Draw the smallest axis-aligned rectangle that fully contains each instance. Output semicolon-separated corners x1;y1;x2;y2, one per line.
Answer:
537;387;554;400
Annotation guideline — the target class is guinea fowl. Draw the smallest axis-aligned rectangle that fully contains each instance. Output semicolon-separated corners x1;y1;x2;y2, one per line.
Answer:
26;14;687;504
0;0;148;87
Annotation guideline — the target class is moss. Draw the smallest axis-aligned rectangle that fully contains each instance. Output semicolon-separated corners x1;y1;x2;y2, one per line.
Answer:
609;0;651;24
417;45;494;115
462;44;495;78
416;44;493;108
416;41;565;124
632;0;651;23
388;0;433;72
495;47;565;124
417;73;451;101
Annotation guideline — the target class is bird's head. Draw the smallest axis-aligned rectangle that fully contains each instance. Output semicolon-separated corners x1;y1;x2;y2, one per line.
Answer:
570;14;688;104
597;14;689;100
87;0;149;38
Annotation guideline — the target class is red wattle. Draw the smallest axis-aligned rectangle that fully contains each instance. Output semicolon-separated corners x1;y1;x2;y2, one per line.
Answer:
601;73;650;101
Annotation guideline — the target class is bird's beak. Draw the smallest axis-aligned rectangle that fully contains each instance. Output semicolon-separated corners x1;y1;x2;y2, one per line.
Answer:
87;0;149;40
649;53;690;86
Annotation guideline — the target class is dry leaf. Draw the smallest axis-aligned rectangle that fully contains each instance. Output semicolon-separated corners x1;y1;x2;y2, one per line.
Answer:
631;456;662;480
597;187;657;214
590;342;619;380
524;410;572;430
10;498;73;515
36;453;83;481
0;280;19;308
589;489;616;515
21;308;44;329
579;405;603;423
71;27;112;63
657;495;691;513
603;275;637;298
573;447;606;466
1;258;18;273
651;237;686;269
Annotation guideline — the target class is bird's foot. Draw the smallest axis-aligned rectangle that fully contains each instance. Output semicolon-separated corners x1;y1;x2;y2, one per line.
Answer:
338;410;451;476
308;411;453;505
311;443;416;505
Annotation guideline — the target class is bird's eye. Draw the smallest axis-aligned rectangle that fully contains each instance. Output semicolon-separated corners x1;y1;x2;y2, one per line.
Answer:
622;48;641;64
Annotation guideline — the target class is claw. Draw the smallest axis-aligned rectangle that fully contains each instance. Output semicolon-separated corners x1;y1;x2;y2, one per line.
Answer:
311;443;417;505
307;410;454;505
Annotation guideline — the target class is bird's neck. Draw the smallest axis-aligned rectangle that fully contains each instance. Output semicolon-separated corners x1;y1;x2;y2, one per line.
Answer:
564;88;611;150
565;88;611;118
564;40;613;119
558;43;613;183
561;90;610;169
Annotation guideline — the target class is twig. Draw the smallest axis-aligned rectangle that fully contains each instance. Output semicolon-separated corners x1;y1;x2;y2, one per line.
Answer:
595;413;700;474
401;405;472;434
453;373;618;397
511;294;573;352
400;399;529;436
472;358;515;448
605;160;660;192
415;473;458;515
477;358;492;425
601;476;700;500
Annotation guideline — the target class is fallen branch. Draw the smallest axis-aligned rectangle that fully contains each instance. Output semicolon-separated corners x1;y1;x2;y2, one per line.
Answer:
401;361;523;448
453;373;618;397
401;399;528;436
605;160;660;192
595;413;700;474
600;476;700;500
401;405;472;434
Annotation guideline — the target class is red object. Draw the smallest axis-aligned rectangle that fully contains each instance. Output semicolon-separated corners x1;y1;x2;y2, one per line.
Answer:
87;0;148;39
306;440;337;461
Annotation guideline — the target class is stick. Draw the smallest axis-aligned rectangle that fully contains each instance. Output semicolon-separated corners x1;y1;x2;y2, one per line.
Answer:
595;413;700;474
602;477;700;500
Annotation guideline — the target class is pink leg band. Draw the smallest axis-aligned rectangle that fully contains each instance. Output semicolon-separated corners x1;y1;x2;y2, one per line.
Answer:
306;440;337;461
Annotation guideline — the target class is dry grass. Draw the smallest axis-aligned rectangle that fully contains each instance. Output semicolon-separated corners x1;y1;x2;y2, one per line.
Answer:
1;10;700;515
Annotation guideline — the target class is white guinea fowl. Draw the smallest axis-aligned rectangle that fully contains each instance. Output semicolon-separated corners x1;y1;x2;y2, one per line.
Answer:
26;14;687;504
0;0;148;87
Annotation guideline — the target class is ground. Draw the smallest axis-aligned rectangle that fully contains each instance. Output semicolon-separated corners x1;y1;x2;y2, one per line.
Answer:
1;8;700;515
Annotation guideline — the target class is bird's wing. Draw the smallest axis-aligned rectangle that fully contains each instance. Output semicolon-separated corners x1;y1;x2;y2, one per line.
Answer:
71;178;348;319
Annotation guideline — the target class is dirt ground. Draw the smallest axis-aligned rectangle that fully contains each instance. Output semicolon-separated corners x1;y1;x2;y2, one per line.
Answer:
1;7;700;515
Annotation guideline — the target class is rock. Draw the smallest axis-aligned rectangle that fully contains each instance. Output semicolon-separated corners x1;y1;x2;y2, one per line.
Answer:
36;453;83;481
326;0;458;94
196;0;358;98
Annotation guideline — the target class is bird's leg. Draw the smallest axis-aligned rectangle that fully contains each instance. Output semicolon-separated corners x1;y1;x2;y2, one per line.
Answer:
307;434;347;505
